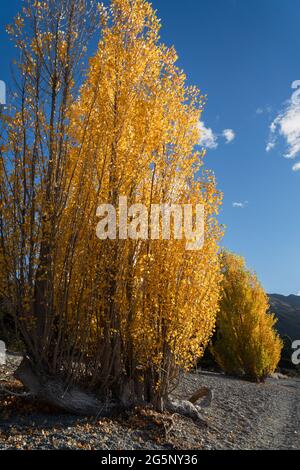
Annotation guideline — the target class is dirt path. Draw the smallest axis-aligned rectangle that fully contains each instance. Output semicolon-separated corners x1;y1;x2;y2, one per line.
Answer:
175;371;300;449
256;377;300;449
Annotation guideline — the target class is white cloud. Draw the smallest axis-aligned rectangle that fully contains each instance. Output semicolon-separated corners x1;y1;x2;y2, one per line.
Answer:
266;82;300;160
266;141;275;152
256;107;264;115
292;162;300;172
198;122;236;150
222;129;235;144
232;201;248;209
198;121;218;149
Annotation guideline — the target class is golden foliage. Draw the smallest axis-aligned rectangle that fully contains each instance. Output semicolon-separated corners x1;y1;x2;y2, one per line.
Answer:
57;0;223;398
211;252;282;382
1;0;223;406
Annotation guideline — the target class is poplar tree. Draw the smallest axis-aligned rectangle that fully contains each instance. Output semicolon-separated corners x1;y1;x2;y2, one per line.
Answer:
0;0;223;413
212;252;282;382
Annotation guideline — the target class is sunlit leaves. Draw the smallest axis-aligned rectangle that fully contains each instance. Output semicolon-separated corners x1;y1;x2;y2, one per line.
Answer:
212;252;282;382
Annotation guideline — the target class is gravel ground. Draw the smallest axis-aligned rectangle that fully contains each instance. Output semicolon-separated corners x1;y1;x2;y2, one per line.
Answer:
0;355;299;450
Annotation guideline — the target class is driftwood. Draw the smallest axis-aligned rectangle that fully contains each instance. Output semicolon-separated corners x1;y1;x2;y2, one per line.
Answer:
0;385;32;397
14;357;121;417
13;357;214;421
166;386;213;422
166;399;203;421
188;386;214;407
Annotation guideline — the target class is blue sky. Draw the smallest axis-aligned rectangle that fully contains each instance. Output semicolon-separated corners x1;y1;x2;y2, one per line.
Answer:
1;0;300;295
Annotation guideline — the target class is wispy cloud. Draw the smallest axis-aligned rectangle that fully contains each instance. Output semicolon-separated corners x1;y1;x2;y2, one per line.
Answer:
198;121;218;149
292;162;300;172
232;201;248;209
266;141;275;152
256;105;272;116
222;129;235;144
266;81;300;162
198;122;236;150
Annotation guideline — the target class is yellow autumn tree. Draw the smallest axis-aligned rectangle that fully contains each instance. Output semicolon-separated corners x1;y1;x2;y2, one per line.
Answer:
1;0;223;413
211;251;282;382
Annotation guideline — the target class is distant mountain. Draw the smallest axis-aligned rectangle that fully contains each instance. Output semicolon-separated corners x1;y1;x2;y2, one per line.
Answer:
268;294;300;341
